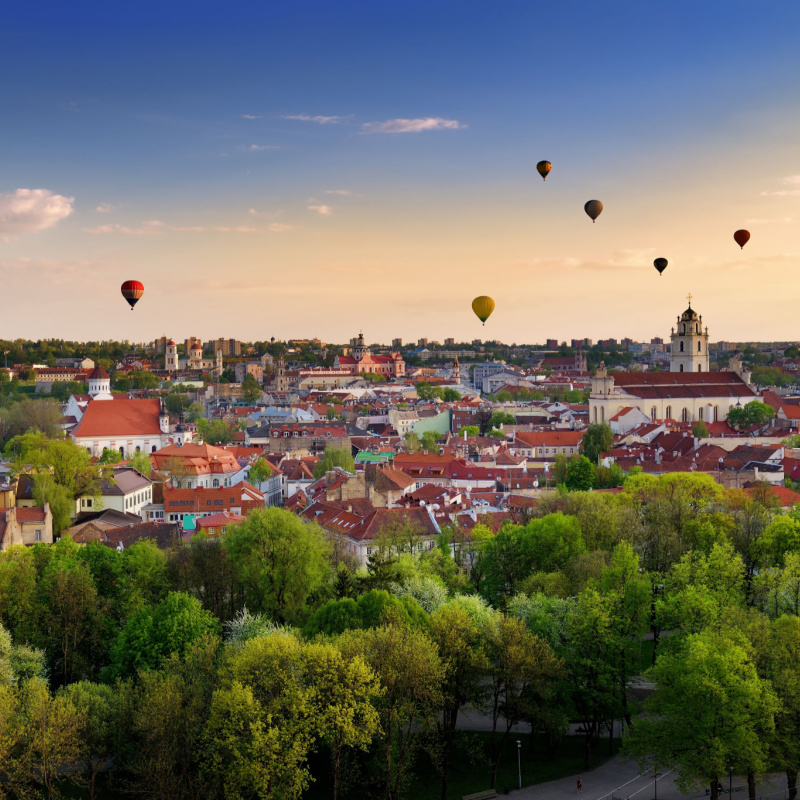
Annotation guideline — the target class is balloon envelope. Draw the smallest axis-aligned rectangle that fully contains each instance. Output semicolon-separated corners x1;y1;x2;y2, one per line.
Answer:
121;280;144;310
472;296;495;325
733;229;750;249
536;160;551;181
654;258;668;275
584;199;603;222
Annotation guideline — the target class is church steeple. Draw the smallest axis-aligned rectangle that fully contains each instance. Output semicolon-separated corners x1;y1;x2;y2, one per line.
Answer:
452;354;460;381
670;294;710;373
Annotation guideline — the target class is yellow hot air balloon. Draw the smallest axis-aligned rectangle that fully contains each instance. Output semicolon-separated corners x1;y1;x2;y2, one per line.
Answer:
472;296;495;326
584;199;603;223
536;160;552;181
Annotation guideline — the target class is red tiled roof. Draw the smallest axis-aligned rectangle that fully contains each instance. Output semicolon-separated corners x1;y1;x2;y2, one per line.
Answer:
15;507;46;523
73;398;162;438
513;430;583;448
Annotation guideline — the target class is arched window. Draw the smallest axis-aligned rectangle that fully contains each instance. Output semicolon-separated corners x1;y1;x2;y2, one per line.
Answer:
600;407;605;423
679;364;684;372
212;479;219;488
696;323;699;334
666;405;672;419
152;445;157;453
714;405;719;421
135;446;141;453
651;407;657;420
119;446;124;456
697;364;702;372
697;341;702;352
682;408;690;422
593;407;597;423
679;341;684;352
698;407;704;421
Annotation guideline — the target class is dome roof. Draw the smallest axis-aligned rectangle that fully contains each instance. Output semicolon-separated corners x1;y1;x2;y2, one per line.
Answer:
191;342;202;350
88;365;110;380
680;305;699;321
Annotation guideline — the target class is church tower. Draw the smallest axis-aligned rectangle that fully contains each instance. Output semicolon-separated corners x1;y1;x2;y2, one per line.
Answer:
353;332;367;362
87;365;112;400
165;340;179;372
670;295;710;373
451;354;460;381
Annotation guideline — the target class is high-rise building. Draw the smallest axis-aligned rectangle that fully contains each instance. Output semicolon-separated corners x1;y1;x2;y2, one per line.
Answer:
184;337;201;354
444;338;455;347
651;337;664;345
152;336;168;354
546;339;558;350
212;338;241;357
418;338;428;348
392;338;403;348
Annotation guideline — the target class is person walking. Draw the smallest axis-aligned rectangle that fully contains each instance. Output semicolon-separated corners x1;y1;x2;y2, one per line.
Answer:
578;777;583;795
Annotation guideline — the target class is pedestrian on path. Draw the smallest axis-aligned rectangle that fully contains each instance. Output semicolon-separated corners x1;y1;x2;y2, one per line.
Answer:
578;777;583;795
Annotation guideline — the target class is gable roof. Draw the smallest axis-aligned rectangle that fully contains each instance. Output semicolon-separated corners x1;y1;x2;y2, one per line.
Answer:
72;398;163;438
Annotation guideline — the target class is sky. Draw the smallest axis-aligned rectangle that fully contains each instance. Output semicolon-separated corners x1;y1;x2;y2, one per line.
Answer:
3;0;800;346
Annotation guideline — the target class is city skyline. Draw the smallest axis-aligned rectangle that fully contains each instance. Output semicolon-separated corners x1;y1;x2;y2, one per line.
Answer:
3;1;800;342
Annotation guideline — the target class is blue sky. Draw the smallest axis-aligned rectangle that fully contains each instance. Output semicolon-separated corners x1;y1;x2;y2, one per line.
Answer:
3;1;800;343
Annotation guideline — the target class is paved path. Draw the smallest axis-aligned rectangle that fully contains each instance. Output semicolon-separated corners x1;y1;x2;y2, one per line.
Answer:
507;755;789;800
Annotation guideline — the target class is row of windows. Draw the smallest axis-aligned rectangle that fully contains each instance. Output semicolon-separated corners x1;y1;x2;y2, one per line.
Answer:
677;340;703;353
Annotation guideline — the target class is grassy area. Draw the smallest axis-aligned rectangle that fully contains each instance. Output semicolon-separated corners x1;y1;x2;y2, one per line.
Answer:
305;731;620;800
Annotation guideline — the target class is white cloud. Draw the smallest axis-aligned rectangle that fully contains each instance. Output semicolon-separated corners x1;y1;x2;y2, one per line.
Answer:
0;188;74;240
760;189;800;197
96;203;115;214
782;175;800;185
360;117;465;134
241;114;263;120
308;205;333;216
242;144;280;151
267;222;296;232
324;189;353;196
83;220;259;235
283;114;347;124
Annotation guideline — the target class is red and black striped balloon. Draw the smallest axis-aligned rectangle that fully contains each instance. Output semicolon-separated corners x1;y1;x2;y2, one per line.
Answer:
121;280;144;310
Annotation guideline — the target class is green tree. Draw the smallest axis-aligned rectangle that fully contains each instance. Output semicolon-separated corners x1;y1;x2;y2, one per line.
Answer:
225;509;332;623
692;419;710;438
404;431;421;453
565;455;596;491
33;473;75;536
108;591;221;679
247;457;273;486
489;411;515;429
197;417;232;445
581;423;614;464
624;630;779;800
337;624;443;800
98;446;121;464
313;446;355;479
240;373;263;403
420;430;443;453
186;401;205;422
727;400;776;430
127;448;153;478
442;388;461;402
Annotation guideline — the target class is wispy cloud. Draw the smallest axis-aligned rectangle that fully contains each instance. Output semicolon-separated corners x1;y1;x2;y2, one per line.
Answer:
241;114;263;120
324;189;354;196
308;205;333;216
760;175;800;196
360;117;465;134
241;144;281;151
267;222;296;232
0;188;74;241
282;114;348;124
96;203;115;214
83;220;260;235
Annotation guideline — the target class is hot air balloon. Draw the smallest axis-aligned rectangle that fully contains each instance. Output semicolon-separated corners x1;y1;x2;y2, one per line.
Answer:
121;280;144;310
536;160;552;181
584;200;603;223
654;258;668;275
472;296;495;326
733;229;750;249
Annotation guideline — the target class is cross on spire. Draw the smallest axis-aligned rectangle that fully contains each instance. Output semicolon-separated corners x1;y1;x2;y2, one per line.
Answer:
687;293;693;307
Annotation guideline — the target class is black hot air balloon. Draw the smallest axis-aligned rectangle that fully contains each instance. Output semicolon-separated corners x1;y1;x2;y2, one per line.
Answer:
536;160;552;181
584;200;603;223
121;280;144;310
654;258;668;276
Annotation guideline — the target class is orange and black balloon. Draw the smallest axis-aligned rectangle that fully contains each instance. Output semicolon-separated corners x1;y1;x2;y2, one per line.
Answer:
654;258;668;275
584;199;603;223
121;280;144;310
733;229;750;249
536;160;552;181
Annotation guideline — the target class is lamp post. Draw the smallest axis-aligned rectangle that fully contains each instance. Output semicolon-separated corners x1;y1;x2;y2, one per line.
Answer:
517;740;522;790
729;766;733;797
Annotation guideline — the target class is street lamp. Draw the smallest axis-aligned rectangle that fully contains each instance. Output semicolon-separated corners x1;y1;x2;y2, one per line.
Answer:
729;766;733;797
516;740;522;790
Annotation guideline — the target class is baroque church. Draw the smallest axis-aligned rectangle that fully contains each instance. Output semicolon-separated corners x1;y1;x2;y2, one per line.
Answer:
589;298;758;425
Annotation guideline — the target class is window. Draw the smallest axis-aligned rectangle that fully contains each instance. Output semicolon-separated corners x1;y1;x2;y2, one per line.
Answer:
212;479;219;488
682;408;690;423
679;364;684;372
679;341;684;352
697;364;702;372
714;405;719;422
366;547;372;555
666;405;672;419
152;446;157;453
697;341;702;352
35;530;42;541
698;407;704;421
650;406;657;420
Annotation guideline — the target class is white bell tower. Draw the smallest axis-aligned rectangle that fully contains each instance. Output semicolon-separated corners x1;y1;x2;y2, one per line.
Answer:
670;294;710;373
165;340;179;372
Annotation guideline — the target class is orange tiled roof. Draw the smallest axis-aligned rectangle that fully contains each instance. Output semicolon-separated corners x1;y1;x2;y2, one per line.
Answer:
73;398;162;438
